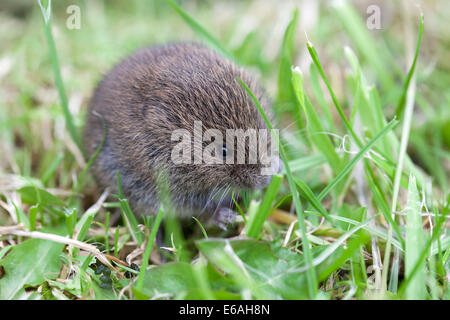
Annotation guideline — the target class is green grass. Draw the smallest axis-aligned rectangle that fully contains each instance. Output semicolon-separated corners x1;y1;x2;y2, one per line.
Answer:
0;0;449;300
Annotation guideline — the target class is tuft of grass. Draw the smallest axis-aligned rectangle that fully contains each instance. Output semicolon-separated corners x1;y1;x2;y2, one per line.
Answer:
238;77;318;299
382;12;423;291
37;0;82;153
246;174;283;239
135;206;165;293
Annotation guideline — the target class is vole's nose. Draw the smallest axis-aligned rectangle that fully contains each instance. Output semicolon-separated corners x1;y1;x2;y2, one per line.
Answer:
253;156;283;189
270;155;283;175
274;156;283;174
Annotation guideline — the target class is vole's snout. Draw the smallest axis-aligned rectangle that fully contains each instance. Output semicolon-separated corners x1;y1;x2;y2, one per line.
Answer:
262;155;283;176
254;175;273;190
271;155;283;175
250;155;283;190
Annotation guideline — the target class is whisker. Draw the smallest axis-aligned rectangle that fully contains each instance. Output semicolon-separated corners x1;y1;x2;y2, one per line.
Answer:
280;121;301;132
200;184;221;214
215;185;231;214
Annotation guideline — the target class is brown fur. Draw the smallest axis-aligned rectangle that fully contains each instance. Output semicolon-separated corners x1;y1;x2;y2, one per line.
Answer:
84;42;276;221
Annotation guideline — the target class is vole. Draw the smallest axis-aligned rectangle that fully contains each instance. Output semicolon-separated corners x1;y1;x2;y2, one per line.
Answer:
84;42;282;229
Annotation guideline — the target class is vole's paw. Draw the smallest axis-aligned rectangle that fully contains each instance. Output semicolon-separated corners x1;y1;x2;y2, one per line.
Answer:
212;207;237;231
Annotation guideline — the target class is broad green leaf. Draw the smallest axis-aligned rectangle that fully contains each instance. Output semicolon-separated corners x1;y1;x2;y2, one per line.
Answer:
0;237;64;299
18;186;65;207
197;239;310;299
136;262;197;298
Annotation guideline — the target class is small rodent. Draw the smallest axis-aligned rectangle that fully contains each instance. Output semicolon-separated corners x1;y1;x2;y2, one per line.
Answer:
84;42;281;229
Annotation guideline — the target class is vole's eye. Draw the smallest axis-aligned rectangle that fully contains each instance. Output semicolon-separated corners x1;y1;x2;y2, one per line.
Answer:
222;145;228;159
216;143;233;162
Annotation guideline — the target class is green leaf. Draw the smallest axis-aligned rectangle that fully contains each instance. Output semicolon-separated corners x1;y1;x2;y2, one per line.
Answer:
41;152;64;185
135;262;197;298
12;202;29;230
29;205;39;231
307;40;363;148
18;186;65;207
197;239;310;299
288;154;326;173
76;214;93;242
0;237;64;299
309;64;335;132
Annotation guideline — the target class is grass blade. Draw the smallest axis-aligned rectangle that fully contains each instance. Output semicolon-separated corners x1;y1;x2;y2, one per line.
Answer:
246;174;283;238
399;207;447;297
317;118;398;201
382;22;419;290
332;1;396;92
404;175;426;299
309;64;335;132
278;9;299;103
164;0;234;61
135;206;165;293
38;0;81;152
307;41;362;147
292;67;342;175
395;13;424;119
238;77;318;299
288;154;326;173
116;172;144;246
293;177;332;223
